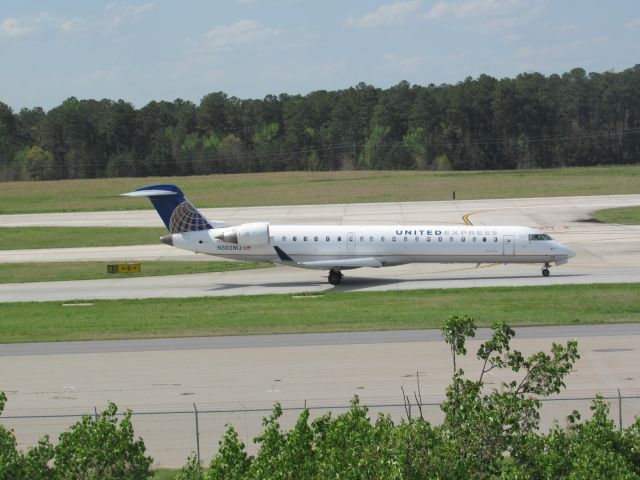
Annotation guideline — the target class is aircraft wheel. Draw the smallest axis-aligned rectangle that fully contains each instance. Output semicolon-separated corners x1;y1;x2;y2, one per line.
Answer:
542;268;550;277
328;270;343;285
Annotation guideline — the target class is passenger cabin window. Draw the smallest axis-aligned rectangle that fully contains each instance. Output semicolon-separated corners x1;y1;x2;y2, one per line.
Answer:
314;236;318;241
392;237;396;242
303;236;308;241
461;237;466;242
293;236;297;241
438;237;443;242
493;237;498;242
337;236;342;241
282;236;286;241
381;236;385;241
326;236;330;241
349;235;354;242
482;237;487;242
370;236;374;242
404;237;408;242
529;233;552;241
360;236;364;242
415;237;419;242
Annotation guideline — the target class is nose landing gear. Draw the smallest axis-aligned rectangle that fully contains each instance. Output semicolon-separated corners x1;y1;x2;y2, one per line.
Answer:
542;262;550;277
328;269;343;285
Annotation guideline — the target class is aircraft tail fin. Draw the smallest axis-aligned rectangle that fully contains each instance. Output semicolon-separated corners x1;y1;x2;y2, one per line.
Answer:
122;184;214;233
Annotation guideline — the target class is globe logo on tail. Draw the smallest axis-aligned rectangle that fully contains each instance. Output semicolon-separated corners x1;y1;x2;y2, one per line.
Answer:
169;201;210;233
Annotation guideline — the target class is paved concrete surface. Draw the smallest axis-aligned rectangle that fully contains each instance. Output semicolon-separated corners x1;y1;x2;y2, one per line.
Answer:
4;323;639;356
1;194;639;228
0;194;639;301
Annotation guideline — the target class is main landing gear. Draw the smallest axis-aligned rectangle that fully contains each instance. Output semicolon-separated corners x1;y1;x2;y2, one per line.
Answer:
328;269;343;285
542;262;551;277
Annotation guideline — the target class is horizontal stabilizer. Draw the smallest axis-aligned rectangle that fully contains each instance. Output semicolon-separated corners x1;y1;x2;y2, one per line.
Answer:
121;189;178;197
120;184;232;231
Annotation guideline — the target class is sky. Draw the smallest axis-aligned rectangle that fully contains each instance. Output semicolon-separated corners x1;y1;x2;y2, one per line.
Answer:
1;0;639;111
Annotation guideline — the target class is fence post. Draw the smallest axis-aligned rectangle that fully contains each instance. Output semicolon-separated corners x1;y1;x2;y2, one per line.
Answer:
618;389;623;432
194;403;201;464
94;406;98;421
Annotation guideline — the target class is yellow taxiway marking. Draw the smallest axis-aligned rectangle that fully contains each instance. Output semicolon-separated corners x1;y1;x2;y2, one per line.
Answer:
460;212;502;269
462;212;475;225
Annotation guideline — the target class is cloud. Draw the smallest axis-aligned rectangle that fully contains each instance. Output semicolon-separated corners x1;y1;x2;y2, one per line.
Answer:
86;66;121;82
423;0;544;35
425;0;507;19
0;3;154;39
626;19;640;29
512;37;606;70
205;20;279;48
59;2;155;34
60;17;89;33
383;53;427;72
345;0;421;27
103;2;154;30
480;4;543;31
0;17;37;38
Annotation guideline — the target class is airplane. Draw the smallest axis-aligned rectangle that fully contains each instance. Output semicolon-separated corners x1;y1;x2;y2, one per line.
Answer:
123;184;576;285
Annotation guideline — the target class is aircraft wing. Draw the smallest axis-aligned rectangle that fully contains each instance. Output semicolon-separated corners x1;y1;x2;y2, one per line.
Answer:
273;246;383;270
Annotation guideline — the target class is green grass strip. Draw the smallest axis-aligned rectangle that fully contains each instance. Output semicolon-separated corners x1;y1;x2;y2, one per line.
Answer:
0;283;638;344
151;470;182;480
0;227;166;250
592;206;640;225
1;165;639;214
0;261;269;284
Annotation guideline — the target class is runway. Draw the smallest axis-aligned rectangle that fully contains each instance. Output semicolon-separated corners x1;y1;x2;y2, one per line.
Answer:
0;194;639;302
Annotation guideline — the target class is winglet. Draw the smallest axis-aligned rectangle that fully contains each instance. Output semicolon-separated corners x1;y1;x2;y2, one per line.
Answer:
273;246;295;263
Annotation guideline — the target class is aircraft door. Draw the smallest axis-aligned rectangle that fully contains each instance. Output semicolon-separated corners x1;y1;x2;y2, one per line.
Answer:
503;235;514;255
347;232;356;251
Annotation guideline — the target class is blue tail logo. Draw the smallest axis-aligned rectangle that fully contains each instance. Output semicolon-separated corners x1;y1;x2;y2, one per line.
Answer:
122;184;212;233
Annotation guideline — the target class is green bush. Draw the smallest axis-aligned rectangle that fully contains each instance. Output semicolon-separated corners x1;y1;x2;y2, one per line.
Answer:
0;396;152;480
175;316;640;479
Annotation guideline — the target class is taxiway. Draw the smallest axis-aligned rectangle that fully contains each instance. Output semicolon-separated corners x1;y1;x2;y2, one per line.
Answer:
0;194;639;302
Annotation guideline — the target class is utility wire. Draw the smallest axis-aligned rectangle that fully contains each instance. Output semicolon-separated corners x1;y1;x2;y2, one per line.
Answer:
2;127;639;169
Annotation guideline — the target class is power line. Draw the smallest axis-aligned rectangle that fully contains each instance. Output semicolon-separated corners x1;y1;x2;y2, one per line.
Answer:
1;127;639;169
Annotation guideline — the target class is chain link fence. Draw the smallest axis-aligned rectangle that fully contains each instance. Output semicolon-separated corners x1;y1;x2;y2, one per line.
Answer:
2;394;640;468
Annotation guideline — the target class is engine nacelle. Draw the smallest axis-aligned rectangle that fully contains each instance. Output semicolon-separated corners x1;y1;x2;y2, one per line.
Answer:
214;222;270;247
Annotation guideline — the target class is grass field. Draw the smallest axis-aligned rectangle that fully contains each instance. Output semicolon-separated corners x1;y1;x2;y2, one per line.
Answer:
151;470;181;480
0;283;638;343
1;165;639;214
0;261;269;283
0;226;165;249
592;206;640;225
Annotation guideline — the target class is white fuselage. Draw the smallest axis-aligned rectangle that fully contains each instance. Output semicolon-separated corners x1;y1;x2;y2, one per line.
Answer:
168;224;575;269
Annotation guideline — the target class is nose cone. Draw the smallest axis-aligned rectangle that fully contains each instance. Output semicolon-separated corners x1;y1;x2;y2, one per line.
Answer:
160;234;173;246
562;244;576;258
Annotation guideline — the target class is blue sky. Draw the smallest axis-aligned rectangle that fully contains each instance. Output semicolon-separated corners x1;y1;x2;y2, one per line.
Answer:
1;0;639;111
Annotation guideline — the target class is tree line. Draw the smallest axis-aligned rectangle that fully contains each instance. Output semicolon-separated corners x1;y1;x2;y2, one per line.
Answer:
1;65;639;181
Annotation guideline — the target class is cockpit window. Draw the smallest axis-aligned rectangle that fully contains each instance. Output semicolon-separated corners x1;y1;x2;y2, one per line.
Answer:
529;233;552;241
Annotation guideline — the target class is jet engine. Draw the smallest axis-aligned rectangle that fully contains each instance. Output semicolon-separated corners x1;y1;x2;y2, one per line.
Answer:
214;222;270;246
